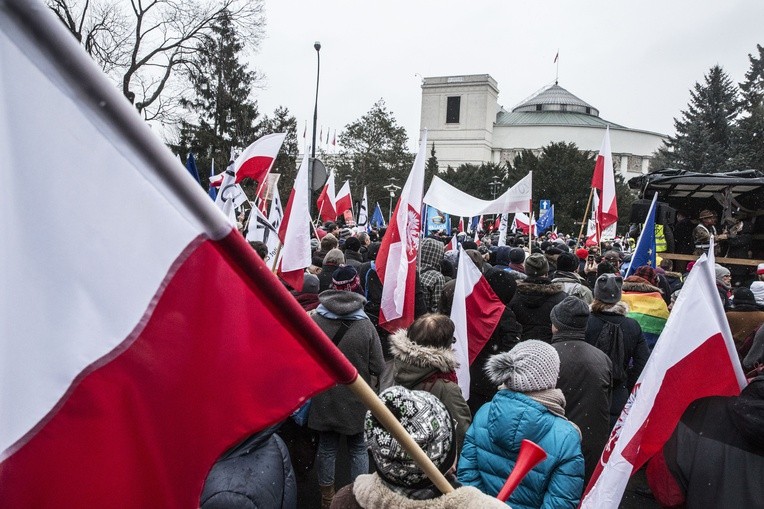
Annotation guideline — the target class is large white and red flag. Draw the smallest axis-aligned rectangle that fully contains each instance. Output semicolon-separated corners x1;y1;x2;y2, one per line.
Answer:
450;246;505;399
580;242;746;508
0;4;357;506
209;133;286;187
377;131;428;332
334;180;353;216
590;126;618;241
277;153;313;291
316;169;337;222
512;211;536;235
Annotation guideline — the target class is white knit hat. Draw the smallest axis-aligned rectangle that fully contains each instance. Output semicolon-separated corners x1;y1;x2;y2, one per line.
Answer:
750;281;764;307
485;339;560;392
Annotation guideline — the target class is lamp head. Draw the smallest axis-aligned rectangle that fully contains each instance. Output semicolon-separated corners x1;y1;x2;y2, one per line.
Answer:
314;41;321;51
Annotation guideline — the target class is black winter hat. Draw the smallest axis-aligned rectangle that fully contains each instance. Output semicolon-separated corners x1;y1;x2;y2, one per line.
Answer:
556;252;579;273
509;248;525;264
732;287;757;309
485;267;517;305
344;236;361;252
550;296;590;332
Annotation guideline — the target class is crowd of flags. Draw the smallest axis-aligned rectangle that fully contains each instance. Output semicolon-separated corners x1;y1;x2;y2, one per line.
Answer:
1;2;749;507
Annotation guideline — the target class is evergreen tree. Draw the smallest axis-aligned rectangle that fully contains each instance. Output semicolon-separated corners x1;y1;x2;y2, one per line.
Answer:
507;142;634;234
176;9;260;190
335;99;413;218
259;106;299;199
424;143;440;193
655;65;739;173
733;44;764;170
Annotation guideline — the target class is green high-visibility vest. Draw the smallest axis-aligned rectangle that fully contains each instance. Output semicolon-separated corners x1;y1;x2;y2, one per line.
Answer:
655;224;667;253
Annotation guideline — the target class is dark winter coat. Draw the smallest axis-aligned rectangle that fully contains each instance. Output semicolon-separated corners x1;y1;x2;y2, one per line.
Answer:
318;262;342;292
509;278;567;342
308;291;385;435
389;330;472;451
585;302;650;425
200;426;296;509
646;376;764;509
552;331;612;484
725;307;764;349
344;249;364;269
468;307;522;413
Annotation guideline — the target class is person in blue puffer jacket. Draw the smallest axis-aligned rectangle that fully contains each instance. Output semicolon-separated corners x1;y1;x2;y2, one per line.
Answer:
457;340;584;509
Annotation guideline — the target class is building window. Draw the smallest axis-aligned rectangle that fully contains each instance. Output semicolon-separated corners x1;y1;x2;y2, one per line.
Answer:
446;96;460;124
536;104;542;111
585;107;591;114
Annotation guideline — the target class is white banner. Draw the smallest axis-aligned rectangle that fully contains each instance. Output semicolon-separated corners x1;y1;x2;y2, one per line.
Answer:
423;172;532;217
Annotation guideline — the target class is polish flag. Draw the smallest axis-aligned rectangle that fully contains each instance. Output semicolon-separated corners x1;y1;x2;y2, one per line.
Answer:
334;180;353;216
591;126;618;239
0;6;357;507
377;132;428;332
458;217;465;233
445;234;458;252
512;211;536;235
209;133;286;187
580;242;746;508
451;246;505;400
317;170;337;222
277;153;313;291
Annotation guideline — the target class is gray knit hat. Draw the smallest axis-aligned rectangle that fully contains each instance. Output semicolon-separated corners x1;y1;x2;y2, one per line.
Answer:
524;253;549;277
365;387;456;488
485;340;560;392
550;296;590;332
594;273;623;304
715;264;731;285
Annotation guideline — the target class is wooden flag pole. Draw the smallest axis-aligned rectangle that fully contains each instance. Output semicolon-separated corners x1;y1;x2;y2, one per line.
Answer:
576;187;595;247
348;377;454;495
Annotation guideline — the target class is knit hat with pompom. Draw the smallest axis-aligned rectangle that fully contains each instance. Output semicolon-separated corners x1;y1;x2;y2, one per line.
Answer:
484;339;560;392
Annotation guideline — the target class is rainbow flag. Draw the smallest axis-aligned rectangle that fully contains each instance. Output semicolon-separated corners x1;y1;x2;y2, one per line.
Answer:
621;291;669;349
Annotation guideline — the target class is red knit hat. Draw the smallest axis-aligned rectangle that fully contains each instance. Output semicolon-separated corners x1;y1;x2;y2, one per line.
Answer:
575;248;589;261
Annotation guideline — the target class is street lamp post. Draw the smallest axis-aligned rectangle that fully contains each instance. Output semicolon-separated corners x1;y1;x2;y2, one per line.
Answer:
383;180;401;222
310;41;321;216
489;175;501;225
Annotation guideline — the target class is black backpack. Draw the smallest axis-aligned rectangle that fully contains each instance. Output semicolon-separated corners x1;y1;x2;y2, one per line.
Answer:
594;317;627;385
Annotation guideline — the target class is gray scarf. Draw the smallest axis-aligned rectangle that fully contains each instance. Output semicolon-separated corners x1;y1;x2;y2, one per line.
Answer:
526;388;567;418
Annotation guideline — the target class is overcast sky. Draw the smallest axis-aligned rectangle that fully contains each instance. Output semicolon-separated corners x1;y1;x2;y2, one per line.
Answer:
251;0;763;151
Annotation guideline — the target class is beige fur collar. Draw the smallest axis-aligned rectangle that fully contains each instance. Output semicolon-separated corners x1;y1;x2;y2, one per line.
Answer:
353;473;507;509
389;330;457;372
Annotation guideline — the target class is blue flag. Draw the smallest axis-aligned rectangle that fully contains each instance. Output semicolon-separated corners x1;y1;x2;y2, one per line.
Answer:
626;195;657;277
470;215;480;232
425;206;449;235
535;205;554;234
185;152;201;184
207;159;217;201
371;202;386;228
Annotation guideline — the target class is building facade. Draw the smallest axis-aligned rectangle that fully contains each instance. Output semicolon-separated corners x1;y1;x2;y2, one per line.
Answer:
419;74;667;178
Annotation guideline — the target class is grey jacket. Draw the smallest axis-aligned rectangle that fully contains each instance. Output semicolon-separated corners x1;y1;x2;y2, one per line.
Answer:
308;290;385;435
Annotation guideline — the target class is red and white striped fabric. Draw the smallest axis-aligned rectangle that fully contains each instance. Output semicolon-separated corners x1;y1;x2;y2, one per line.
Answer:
590;127;618;240
377;132;428;332
277;153;313;291
317;170;337;222
512;211;536;235
450;247;505;399
0;5;356;506
334;180;353;216
209;133;286;187
445;234;458;252
458;217;465;233
581;243;746;508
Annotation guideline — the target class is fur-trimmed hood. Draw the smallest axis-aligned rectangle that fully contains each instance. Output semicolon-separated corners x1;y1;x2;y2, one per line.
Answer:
622;276;663;294
350;473;507;509
516;280;564;296
590;301;629;316
389;329;457;372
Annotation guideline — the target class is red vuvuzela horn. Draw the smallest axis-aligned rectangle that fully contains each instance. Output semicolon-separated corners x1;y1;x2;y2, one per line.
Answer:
496;439;547;502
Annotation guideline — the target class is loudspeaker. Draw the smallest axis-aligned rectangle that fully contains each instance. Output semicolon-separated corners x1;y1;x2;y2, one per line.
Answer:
629;200;676;225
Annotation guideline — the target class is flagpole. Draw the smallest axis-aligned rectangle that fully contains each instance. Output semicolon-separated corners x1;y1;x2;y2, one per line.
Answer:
348;377;454;495
576;187;595;247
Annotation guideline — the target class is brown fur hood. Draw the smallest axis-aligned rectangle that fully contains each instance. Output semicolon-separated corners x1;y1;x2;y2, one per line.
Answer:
622;276;663;294
515;279;564;296
389;329;457;372
590;301;630;316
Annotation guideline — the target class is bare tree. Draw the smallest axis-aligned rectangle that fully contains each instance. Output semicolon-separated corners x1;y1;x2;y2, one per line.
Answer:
46;0;265;124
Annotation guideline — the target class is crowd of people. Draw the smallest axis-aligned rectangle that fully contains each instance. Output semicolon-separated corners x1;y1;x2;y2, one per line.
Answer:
205;220;764;508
